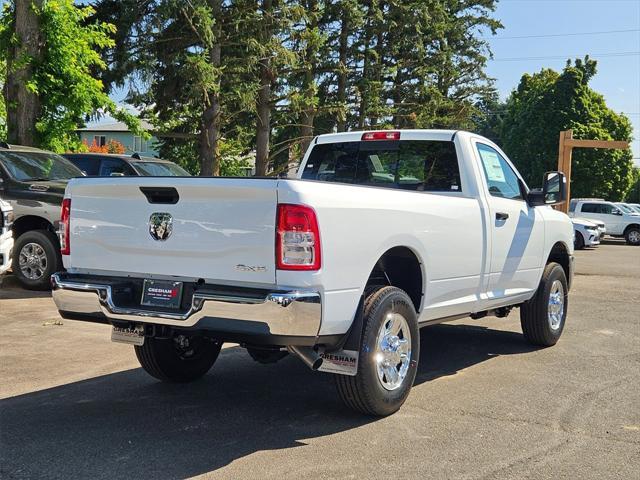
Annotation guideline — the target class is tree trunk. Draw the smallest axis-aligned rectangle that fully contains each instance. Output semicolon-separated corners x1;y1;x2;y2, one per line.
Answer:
255;59;271;176
255;0;273;176
199;0;222;176
358;13;372;129
299;0;318;154
6;0;43;146
336;9;349;133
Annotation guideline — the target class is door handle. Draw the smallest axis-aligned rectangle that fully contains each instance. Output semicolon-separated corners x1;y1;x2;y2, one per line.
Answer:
496;212;509;221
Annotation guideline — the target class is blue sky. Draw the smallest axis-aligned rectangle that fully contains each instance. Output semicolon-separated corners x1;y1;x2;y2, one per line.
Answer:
485;0;640;164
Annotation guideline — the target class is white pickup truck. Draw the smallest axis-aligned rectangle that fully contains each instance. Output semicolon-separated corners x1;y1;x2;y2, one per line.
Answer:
52;130;574;416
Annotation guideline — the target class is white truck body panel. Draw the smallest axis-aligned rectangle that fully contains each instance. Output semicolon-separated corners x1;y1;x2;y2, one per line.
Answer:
65;177;279;286
60;130;574;339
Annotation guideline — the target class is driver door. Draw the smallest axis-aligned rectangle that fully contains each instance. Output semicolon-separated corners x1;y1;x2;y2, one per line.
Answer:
474;142;545;304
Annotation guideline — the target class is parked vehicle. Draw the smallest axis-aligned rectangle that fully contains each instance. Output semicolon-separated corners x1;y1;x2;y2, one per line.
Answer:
569;199;640;245
0;198;14;276
614;202;640;216
627;203;640;214
572;218;600;249
0;143;84;289
51;130;574;416
62;153;190;177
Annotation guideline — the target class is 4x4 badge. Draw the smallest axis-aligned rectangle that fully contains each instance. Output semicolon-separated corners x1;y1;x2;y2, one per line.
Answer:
149;212;173;241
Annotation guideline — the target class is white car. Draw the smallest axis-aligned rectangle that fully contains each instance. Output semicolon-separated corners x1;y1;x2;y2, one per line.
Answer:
570;199;640;245
572;218;600;249
0;199;14;276
51;130;574;416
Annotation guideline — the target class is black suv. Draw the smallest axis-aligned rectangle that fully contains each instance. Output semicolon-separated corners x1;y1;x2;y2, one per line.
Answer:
0;143;84;289
62;153;190;176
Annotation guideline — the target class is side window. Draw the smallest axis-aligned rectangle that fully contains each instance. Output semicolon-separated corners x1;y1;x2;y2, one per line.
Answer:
580;203;598;213
600;204;614;215
476;143;523;200
100;159;133;176
70;157;99;176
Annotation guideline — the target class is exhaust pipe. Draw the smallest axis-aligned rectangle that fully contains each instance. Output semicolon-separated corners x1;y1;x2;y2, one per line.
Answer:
288;346;323;371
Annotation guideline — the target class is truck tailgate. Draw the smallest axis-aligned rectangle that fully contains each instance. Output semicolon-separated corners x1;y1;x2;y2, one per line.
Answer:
65;177;278;285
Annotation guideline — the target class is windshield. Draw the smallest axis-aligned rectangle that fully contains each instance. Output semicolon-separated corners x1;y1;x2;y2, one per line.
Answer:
0;151;83;181
616;204;636;214
131;161;190;176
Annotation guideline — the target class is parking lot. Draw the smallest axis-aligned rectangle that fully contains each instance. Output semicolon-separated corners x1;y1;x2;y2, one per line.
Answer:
0;241;638;480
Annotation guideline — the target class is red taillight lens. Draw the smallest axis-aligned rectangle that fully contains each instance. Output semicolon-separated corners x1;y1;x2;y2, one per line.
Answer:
361;131;400;141
276;204;321;271
60;198;71;255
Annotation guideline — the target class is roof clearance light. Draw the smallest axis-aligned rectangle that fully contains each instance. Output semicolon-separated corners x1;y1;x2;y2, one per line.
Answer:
361;131;401;141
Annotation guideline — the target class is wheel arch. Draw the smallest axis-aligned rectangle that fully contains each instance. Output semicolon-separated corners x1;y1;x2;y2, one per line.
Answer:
623;223;640;236
546;241;571;288
364;246;425;312
12;215;57;241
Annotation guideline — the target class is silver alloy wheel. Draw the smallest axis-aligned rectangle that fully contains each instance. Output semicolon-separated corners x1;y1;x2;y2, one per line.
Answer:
628;230;640;244
548;279;565;331
18;242;48;280
375;312;412;391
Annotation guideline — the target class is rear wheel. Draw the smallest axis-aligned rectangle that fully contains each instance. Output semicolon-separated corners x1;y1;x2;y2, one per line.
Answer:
624;227;640;246
13;230;61;290
135;334;222;382
520;262;568;347
335;286;419;416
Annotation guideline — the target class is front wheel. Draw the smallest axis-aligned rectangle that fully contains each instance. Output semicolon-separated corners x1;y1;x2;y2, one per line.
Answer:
624;227;640;246
520;262;568;347
135;334;222;382
574;231;585;250
335;286;419;416
13;230;61;290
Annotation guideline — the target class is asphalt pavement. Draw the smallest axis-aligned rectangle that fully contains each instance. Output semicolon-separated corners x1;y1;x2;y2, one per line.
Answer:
0;240;638;479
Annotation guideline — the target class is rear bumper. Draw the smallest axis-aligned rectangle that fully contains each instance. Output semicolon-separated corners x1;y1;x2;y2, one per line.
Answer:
51;272;323;345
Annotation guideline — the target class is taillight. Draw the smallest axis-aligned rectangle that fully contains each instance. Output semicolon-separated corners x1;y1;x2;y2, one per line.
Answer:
361;131;400;141
60;198;71;255
276;204;321;271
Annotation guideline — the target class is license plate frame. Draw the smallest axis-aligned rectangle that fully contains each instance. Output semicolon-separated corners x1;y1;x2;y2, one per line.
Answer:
141;279;184;310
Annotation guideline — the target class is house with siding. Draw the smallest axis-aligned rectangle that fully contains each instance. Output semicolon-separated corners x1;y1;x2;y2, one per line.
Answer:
77;120;160;156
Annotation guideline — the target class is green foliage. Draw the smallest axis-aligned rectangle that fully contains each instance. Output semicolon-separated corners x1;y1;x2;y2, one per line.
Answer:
496;57;634;201
97;0;501;173
0;0;140;151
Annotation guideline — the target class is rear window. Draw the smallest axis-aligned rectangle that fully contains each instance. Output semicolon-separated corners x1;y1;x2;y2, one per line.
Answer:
301;140;461;192
131;161;190;176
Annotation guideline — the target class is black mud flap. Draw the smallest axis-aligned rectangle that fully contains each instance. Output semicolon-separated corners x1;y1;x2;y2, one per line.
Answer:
317;296;364;377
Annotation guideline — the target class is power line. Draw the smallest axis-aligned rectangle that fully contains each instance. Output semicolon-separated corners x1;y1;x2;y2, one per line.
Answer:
491;51;640;61
488;28;640;40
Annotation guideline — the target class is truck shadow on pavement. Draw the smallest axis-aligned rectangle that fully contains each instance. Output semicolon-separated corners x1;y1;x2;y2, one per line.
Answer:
0;323;536;480
0;274;52;300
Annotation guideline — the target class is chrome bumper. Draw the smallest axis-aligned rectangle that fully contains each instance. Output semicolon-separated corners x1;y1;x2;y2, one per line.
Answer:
51;273;322;338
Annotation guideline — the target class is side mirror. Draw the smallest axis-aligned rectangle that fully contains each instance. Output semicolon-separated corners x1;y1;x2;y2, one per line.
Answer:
612;209;623;216
527;171;567;206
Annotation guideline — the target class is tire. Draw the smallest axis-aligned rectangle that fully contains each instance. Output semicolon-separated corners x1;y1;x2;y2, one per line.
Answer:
13;230;61;290
335;286;419;416
135;334;222;382
574;230;585;250
520;262;568;347
624;227;640;246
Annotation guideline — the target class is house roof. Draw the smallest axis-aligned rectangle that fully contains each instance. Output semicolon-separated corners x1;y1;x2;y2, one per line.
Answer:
77;120;154;132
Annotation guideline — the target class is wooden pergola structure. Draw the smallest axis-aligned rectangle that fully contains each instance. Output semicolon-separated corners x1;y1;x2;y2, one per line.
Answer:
556;129;630;213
